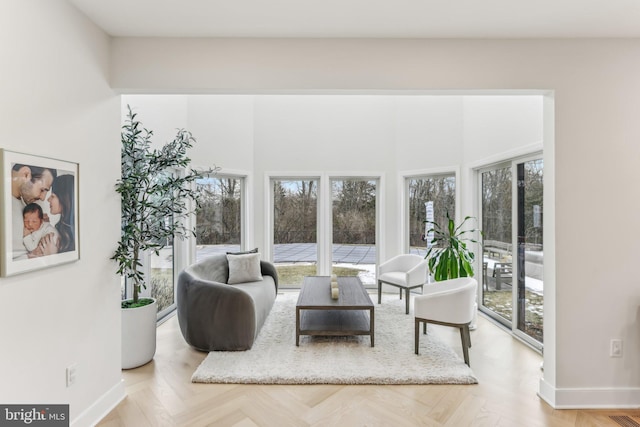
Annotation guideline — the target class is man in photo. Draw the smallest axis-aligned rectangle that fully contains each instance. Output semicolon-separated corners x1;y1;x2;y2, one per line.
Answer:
10;164;57;259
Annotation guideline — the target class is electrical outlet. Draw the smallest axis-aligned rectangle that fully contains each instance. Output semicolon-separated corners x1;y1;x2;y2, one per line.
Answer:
610;339;623;358
66;364;77;387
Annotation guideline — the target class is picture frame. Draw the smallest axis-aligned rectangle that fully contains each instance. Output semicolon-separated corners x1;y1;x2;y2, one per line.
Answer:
0;149;79;277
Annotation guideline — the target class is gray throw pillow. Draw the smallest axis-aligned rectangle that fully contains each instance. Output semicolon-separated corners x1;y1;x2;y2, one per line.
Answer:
227;252;263;284
226;247;258;255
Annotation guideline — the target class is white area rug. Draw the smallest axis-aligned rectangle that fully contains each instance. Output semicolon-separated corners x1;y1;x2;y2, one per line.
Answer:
192;292;478;385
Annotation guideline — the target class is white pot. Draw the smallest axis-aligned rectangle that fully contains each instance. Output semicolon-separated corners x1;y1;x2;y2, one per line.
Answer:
121;298;157;369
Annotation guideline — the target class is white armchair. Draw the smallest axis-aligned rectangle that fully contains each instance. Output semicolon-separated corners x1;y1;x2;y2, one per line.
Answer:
414;277;477;366
377;254;429;314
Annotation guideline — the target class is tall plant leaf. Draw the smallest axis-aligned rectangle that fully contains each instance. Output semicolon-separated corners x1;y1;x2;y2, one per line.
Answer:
423;212;482;282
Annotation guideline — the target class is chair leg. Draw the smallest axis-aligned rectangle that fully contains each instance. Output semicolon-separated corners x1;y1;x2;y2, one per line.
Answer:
415;319;420;354
405;288;410;314
377;280;382;304
399;288;402;299
423;322;427;335
466;325;472;348
459;326;470;366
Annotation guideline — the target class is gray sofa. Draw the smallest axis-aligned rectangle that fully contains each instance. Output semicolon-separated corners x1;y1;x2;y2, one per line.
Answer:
176;253;278;351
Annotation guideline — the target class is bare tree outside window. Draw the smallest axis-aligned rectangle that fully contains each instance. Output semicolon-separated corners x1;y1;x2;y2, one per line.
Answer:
195;176;243;260
332;180;376;245
273;180;317;245
273;179;318;287
482;168;513;246
407;175;456;255
331;179;377;286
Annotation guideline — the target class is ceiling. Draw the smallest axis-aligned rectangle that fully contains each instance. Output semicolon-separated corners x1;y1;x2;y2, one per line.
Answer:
68;0;640;39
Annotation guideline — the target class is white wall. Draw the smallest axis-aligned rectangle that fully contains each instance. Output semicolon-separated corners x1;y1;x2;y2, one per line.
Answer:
463;96;543;165
187;95;255;170
122;95;189;148
0;2;122;426
112;37;640;408
123;92;536;270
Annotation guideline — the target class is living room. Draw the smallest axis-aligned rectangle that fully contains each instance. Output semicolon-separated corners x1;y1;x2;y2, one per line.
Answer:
3;1;640;426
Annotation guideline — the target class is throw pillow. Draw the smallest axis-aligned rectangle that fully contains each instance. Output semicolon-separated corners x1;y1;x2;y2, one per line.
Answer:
226;247;258;255
227;252;263;284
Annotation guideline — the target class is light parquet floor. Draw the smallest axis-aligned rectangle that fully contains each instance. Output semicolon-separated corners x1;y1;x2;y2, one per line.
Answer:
99;293;640;427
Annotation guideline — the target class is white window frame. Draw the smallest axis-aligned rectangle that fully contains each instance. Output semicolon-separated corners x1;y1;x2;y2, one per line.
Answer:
188;169;252;263
265;172;384;280
399;166;460;255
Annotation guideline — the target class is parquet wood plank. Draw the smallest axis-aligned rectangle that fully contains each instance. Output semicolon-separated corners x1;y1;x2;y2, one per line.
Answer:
130;388;176;427
444;393;486;426
427;386;474;424
228;418;260;427
241;390;310;427
171;387;250;426
113;395;154;427
355;386;437;425
360;398;441;427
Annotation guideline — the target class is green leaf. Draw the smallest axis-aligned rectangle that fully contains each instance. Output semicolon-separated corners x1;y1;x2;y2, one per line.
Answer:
424;210;482;281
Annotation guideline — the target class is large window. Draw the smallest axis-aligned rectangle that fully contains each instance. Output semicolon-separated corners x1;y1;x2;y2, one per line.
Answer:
195;175;244;260
122;170;184;320
406;174;456;256
331;178;378;287
149;229;175;317
272;179;318;287
130;174;246;320
267;175;381;288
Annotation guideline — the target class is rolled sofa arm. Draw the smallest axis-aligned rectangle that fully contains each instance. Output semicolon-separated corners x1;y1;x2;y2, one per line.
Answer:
260;260;278;291
177;270;257;351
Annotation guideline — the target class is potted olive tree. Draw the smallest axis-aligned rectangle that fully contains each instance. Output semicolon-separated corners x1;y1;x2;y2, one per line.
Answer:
113;105;215;369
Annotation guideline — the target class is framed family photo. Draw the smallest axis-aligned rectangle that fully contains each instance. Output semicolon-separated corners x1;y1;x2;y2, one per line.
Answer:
0;149;79;277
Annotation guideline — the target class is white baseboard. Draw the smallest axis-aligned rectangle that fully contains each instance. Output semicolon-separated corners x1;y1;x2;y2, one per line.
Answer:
71;379;126;427
539;378;640;409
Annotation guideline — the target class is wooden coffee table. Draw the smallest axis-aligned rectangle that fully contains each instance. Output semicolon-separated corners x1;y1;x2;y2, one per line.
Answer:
296;276;375;347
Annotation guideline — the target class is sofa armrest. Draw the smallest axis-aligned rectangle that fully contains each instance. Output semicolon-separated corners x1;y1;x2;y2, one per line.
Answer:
260;260;279;291
177;270;257;351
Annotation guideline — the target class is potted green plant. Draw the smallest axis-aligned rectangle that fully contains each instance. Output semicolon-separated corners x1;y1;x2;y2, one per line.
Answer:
113;105;215;369
423;211;482;281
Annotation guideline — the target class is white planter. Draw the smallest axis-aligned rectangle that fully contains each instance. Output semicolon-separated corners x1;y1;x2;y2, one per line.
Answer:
121;298;157;370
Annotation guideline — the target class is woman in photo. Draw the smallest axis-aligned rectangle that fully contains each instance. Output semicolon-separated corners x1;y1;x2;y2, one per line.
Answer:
48;174;75;253
38;174;75;255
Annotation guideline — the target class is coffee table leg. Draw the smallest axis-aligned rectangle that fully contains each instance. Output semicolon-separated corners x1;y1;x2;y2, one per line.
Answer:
296;308;300;346
370;308;375;347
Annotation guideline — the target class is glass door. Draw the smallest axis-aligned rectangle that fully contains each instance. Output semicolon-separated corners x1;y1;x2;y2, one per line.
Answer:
516;159;544;344
479;156;543;348
480;165;513;325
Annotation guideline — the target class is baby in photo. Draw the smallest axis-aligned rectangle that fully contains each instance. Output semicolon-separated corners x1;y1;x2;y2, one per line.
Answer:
22;203;59;253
